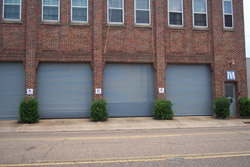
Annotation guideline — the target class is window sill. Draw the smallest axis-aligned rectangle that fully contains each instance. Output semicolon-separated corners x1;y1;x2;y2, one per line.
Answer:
40;21;61;26
106;23;126;28
134;24;152;28
192;27;209;31
223;28;235;32
167;26;185;30
70;22;90;26
1;20;23;24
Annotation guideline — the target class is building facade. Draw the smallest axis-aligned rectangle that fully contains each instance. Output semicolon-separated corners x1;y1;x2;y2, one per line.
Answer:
0;0;247;119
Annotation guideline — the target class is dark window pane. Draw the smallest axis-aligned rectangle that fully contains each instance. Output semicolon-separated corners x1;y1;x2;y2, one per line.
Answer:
169;13;182;25
4;5;20;19
109;9;123;22
225;85;233;98
43;7;58;20
194;14;206;26
72;8;87;21
136;10;149;24
225;15;232;27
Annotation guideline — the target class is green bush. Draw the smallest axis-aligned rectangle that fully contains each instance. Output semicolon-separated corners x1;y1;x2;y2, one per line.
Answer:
90;99;108;122
214;97;230;118
153;100;174;120
19;97;39;123
239;97;250;116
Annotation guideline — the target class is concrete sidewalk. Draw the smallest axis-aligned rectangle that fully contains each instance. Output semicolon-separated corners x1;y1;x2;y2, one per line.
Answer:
0;116;250;133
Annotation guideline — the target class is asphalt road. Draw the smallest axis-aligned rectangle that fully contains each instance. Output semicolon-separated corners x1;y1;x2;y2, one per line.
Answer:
0;127;250;167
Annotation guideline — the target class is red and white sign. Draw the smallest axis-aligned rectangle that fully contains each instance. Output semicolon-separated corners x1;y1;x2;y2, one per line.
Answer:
27;89;33;95
95;88;102;95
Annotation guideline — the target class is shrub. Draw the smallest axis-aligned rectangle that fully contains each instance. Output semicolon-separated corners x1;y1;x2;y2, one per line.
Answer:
153;100;174;120
239;97;250;116
19;97;39;123
90;99;108;122
214;97;230;118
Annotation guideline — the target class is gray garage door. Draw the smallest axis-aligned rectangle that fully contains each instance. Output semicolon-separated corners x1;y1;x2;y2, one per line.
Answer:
104;64;155;117
166;64;213;116
0;63;25;120
37;63;93;118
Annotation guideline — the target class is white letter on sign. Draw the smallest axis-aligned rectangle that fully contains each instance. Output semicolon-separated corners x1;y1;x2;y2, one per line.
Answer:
227;71;236;80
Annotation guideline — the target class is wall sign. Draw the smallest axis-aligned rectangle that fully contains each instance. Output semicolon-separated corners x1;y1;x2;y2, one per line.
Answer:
159;88;164;94
27;89;33;95
227;71;236;80
95;88;102;95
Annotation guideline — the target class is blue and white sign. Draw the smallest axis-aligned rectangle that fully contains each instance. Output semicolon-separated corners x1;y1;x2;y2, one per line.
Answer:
227;71;236;80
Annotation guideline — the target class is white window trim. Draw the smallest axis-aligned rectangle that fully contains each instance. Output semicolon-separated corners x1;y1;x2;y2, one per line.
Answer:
223;0;234;29
107;0;124;24
71;0;88;23
168;0;183;27
192;0;208;28
2;0;22;21
42;0;60;22
134;0;151;25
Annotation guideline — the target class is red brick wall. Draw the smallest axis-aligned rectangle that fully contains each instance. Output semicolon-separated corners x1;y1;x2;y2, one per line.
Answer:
0;0;247;105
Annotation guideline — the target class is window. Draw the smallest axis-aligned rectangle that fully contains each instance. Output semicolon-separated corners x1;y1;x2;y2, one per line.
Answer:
193;0;207;27
42;0;60;21
107;0;124;24
168;0;183;26
3;0;21;20
134;0;150;25
71;0;88;22
223;0;233;28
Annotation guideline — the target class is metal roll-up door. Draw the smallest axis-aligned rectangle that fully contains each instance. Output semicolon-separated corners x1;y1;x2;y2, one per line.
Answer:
37;63;93;118
166;64;213;116
0;63;25;120
104;64;155;117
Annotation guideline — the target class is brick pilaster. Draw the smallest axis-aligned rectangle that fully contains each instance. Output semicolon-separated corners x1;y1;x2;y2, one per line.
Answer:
25;0;37;98
155;0;166;100
92;0;104;100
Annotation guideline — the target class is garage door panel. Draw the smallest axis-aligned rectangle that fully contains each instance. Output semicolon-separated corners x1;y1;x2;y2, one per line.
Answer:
166;64;213;116
0;63;25;120
104;64;155;117
37;63;92;119
106;102;154;117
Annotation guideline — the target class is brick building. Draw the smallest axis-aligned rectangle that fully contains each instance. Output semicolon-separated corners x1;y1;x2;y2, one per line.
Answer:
0;0;247;119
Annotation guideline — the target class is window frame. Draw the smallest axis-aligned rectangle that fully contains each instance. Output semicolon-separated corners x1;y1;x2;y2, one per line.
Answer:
2;0;22;21
42;0;60;22
192;0;208;28
223;0;234;29
134;0;151;25
71;0;88;23
168;0;183;27
107;0;124;24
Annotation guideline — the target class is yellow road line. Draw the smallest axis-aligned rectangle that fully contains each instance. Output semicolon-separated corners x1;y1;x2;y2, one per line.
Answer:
0;131;245;141
1;151;250;167
185;153;250;160
39;150;250;163
0;158;166;167
0;134;180;141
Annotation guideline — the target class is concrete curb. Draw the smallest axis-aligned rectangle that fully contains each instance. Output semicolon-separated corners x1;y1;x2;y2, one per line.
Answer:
0;116;249;133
